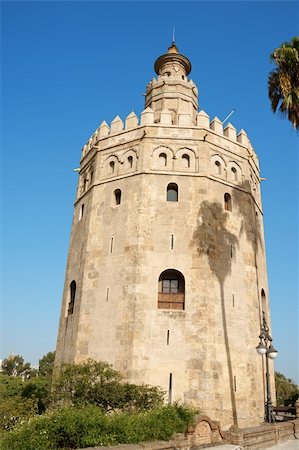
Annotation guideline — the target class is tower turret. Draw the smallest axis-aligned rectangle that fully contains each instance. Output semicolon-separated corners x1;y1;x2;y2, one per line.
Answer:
145;42;198;125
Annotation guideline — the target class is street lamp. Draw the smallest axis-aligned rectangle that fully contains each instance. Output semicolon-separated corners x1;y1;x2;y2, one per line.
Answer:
256;312;278;423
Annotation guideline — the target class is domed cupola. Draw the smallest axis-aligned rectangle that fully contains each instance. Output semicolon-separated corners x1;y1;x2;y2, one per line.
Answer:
154;42;192;78
145;42;198;125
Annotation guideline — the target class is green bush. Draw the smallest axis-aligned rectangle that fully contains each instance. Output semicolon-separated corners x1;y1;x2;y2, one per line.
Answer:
0;404;196;450
0;395;38;432
51;360;164;411
21;376;52;413
0;375;39;431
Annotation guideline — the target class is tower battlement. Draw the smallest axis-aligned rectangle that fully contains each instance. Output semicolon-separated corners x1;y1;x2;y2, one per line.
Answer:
82;109;258;165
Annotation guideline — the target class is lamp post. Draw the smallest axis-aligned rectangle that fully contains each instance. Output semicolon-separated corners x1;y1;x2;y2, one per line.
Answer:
256;312;278;423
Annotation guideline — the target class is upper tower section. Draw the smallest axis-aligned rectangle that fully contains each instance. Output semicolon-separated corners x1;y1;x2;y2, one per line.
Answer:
145;42;198;125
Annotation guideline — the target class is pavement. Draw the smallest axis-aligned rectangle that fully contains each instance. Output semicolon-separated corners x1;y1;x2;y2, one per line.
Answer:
206;445;240;450
208;440;299;449
265;440;299;449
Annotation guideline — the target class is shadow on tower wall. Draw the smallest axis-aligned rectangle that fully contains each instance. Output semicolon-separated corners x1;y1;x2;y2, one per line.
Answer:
193;200;239;427
192;185;264;426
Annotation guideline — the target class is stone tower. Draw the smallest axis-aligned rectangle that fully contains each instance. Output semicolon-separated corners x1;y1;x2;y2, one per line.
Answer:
55;43;274;430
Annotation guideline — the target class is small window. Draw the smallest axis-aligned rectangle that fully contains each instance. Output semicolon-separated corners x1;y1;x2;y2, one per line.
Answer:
90;169;94;184
231;167;237;181
158;269;185;310
224;193;232;211
128;155;133;168
68;280;76;315
261;289;266;316
168;373;173;404
159;153;167;167
171;234;174;249
83;178;88;191
215;160;221;175
79;204;84;220
182;154;190;168
110;237;114;253
167;183;178;202
109;161;115;174
114;189;121;205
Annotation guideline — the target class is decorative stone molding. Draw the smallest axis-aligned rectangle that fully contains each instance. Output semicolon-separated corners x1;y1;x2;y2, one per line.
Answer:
186;415;224;447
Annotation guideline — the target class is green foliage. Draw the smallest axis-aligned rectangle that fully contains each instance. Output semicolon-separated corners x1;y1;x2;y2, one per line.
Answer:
268;36;299;130
51;359;164;411
0;375;39;431
38;351;55;377
0;373;23;398
0;395;38;432
0;404;196;450
0;373;51;430
1;355;33;378
22;376;52;413
275;371;299;406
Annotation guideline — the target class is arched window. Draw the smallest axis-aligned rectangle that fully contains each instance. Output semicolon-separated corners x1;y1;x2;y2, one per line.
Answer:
224;193;232;211
167;183;178;202
215;160;221;175
159;153;167;167
231;167;237;181
128;155;133;168
158;269;185;310
182;154;190;168
109;161;115;174
68;280;76;315
114;189;121;205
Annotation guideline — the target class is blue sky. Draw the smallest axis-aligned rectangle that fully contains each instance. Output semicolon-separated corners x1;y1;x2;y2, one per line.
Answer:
1;1;298;383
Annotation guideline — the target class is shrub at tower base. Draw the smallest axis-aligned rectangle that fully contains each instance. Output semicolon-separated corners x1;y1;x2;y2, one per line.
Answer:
0;359;197;450
0;404;196;450
51;360;165;411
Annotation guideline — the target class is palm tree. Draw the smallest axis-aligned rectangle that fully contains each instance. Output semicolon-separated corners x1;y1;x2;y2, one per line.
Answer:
268;37;299;130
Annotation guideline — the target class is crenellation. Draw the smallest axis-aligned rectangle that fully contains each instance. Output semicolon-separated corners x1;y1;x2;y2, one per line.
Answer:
81;114;257;172
237;129;249;147
140;106;155;125
110;115;124;134
87;139;92;152
196;110;210;128
210;116;223;134
91;132;98;147
223;122;237;141
125;111;139;129
98;120;110;138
